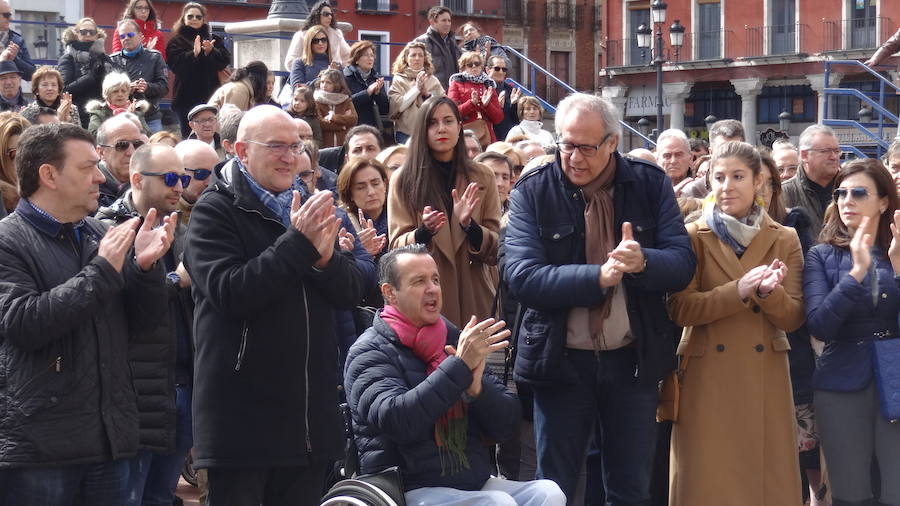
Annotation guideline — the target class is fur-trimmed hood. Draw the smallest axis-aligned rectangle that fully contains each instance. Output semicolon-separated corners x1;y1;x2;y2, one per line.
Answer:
62;26;107;47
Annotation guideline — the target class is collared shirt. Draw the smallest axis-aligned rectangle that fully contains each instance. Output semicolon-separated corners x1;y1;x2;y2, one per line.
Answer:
18;198;85;240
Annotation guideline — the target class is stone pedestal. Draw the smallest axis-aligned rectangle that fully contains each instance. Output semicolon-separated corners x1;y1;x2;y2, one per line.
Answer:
225;19;352;72
730;78;767;142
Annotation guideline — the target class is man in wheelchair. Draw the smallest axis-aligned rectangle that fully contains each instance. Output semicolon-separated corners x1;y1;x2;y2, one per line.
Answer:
343;244;565;505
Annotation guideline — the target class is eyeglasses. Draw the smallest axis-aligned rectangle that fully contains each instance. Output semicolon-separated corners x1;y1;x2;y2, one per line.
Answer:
185;168;212;180
99;139;144;152
119;32;137;40
321;11;333;17
134;5;151;11
465;62;482;68
246;140;306;157
141;171;192;188
557;134;612;158
186;14;203;20
0;12;12;19
312;37;328;44
299;169;316;178
807;147;841;156
492;66;508;73
190;116;216;125
78;29;98;36
833;187;871;202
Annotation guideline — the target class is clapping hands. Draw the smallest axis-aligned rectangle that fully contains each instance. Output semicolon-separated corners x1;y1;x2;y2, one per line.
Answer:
290;190;342;268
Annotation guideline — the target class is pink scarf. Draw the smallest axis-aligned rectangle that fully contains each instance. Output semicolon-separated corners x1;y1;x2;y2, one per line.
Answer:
380;305;470;475
107;101;129;116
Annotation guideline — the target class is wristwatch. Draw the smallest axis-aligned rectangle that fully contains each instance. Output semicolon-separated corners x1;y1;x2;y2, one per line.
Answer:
166;271;182;289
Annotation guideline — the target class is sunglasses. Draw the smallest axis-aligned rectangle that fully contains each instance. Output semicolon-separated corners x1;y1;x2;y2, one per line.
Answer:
0;13;11;19
185;168;212;180
312;37;328;44
492;66;508;73
833;187;871;202
186;14;203;20
100;139;144;152
119;32;136;40
140;171;192;188
79;29;98;36
465;62;482;68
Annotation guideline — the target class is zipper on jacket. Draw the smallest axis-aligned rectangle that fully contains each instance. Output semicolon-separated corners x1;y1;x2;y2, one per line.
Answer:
302;284;312;453
55;356;61;373
235;322;248;371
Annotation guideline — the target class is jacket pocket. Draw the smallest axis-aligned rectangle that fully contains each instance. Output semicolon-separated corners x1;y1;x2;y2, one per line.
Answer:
629;217;657;246
771;330;791;352
539;223;577;265
234;321;249;372
519;308;551;354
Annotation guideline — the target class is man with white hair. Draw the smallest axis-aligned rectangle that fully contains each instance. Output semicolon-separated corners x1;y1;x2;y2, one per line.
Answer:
782;124;841;237
771;139;800;181
504;93;695;503
655;128;693;190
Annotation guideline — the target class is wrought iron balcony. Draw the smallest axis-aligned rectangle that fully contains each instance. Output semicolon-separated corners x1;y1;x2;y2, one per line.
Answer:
744;23;809;57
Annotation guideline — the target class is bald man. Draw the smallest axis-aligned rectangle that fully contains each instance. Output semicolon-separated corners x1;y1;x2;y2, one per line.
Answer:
174;139;218;225
184;105;363;505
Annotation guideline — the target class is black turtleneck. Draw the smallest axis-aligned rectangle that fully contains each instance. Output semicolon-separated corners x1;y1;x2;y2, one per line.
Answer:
413;159;483;249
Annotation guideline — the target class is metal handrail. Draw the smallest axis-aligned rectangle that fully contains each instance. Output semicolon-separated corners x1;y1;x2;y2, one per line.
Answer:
823;60;898;158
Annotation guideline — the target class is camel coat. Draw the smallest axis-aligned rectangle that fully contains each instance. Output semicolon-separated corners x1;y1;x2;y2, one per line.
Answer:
388;162;501;328
667;213;804;506
316;96;357;148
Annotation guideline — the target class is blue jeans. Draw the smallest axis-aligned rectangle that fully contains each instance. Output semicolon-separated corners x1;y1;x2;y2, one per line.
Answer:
125;385;194;506
0;458;129;506
532;347;659;506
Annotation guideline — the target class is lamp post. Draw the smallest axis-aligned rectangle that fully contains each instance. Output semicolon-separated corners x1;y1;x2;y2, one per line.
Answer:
636;0;684;137
778;111;792;132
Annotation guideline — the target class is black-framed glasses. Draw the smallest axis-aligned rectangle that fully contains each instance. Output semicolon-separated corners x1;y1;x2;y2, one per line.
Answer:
185;168;212;181
312;37;328;44
79;29;98;36
465;62;482;68
186;14;203;20
0;13;12;19
246;140;306;157
492;66;508;73
321;11;333;17
557;133;612;157
833;187;871;202
119;32;136;40
140;171;192;188
99;139;144;152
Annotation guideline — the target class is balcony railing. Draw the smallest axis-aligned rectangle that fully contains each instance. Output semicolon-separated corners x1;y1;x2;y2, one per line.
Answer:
685;29;732;60
744;23;809;57
503;0;524;24
356;0;396;12
545;1;584;30
823;17;893;51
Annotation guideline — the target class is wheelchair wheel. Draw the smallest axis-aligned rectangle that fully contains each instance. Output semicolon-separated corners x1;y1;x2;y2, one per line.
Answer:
181;452;198;487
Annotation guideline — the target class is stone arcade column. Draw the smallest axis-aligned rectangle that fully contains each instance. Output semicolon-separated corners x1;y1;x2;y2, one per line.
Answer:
730;78;767;142
807;73;844;124
663;82;694;132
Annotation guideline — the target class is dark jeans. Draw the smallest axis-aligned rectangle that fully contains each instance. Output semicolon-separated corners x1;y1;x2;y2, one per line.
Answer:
0;458;129;506
207;461;328;506
125;386;194;506
533;347;659;506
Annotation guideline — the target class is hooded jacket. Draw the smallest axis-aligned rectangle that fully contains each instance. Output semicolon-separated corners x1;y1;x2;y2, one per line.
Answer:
58;30;114;125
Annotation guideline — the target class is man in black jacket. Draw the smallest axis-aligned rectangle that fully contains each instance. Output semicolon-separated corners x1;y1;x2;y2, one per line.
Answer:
414;6;460;90
0;123;176;504
96;143;190;506
184;105;363;505
109;19;168;133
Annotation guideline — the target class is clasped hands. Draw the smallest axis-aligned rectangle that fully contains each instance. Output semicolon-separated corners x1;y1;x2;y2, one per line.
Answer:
290;190;342;268
599;222;645;288
737;259;788;300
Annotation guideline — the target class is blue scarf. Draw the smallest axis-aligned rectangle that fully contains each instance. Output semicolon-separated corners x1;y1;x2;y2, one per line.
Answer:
122;45;143;58
238;161;295;227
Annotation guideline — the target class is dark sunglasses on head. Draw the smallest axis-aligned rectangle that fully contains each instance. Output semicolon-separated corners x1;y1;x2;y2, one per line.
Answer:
833;187;871;202
186;14;203;20
185;168;212;180
140;171;192;188
0;13;11;19
492;66;508;73
100;139;144;152
465;62;482;68
79;29;98;36
312;37;328;44
119;32;136;40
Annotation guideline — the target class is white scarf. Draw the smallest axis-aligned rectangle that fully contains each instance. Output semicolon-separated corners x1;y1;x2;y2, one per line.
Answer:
314;89;349;106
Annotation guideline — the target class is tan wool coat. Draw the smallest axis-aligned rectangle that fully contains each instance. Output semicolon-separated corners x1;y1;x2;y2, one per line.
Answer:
667;213;804;506
388;162;500;328
388;69;446;137
316;97;357;148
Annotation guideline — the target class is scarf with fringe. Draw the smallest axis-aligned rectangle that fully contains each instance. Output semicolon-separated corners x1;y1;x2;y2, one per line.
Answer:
449;71;495;88
702;193;765;256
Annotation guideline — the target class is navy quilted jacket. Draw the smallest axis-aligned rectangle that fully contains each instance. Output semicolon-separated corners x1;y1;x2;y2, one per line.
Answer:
803;243;900;391
344;313;521;491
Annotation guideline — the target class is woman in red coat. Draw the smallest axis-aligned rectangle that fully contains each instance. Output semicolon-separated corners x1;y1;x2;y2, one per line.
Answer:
112;0;167;61
447;51;503;149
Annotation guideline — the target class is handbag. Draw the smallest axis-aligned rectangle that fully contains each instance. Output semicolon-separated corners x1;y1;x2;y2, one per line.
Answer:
657;327;693;423
872;335;900;423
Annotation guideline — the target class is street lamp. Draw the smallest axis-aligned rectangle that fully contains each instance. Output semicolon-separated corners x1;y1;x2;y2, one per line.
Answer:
33;36;48;61
637;117;651;137
704;114;718;131
636;2;683;135
778;111;791;132
858;106;873;124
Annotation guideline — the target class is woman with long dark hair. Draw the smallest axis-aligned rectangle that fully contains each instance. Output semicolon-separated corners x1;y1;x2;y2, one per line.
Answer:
112;0;167;60
284;1;351;69
804;159;900;506
208;60;269;111
388;96;501;327
166;2;231;136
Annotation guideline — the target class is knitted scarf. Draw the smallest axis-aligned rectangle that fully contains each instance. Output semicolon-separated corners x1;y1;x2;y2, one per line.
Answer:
313;88;350;106
702;193;764;257
107;101;129;116
582;154;618;350
379;305;470;475
449;71;495;88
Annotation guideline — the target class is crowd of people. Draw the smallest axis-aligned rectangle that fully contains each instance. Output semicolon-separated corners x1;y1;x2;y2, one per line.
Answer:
0;1;899;506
